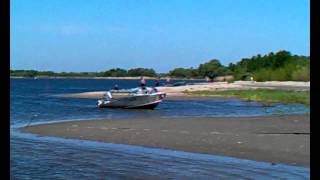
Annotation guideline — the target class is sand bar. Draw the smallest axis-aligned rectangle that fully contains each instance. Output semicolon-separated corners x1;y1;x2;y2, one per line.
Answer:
56;81;309;99
21;114;310;166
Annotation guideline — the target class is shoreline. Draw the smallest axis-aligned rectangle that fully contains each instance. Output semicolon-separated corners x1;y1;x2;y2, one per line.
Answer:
10;76;205;80
55;81;310;100
21;114;310;167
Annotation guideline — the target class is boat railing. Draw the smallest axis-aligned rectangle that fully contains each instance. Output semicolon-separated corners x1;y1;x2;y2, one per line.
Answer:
109;87;159;96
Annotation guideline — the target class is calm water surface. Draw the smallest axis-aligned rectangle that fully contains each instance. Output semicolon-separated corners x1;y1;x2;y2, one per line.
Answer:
11;79;310;179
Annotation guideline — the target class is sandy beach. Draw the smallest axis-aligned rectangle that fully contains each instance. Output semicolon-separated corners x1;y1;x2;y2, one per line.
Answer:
57;81;310;99
21;114;310;167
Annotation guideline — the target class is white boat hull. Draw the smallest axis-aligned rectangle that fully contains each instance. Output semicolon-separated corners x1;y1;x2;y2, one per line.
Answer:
97;92;166;109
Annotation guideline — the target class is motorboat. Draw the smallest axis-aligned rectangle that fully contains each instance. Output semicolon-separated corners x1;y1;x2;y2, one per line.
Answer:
97;87;166;109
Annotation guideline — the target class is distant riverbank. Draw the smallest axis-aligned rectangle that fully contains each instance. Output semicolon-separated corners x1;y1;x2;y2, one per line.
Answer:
57;81;310;104
10;76;204;80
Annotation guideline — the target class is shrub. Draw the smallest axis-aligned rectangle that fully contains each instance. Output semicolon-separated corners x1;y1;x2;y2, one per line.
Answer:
292;66;310;81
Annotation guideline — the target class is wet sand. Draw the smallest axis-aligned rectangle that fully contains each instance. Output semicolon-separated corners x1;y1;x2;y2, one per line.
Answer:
21;114;310;167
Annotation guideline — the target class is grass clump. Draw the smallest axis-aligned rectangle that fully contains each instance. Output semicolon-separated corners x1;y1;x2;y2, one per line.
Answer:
187;89;310;105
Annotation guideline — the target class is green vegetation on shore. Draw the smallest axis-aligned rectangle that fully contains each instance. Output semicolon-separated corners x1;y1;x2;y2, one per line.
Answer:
169;50;309;81
11;50;309;81
10;68;157;78
229;51;309;81
186;89;310;105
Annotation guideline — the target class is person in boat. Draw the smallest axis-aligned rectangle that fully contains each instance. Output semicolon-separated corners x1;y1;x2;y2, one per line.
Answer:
140;76;146;90
165;77;171;86
155;77;160;87
113;84;119;90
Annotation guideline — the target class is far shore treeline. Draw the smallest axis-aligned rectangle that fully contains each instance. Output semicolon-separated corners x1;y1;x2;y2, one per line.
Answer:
11;50;309;81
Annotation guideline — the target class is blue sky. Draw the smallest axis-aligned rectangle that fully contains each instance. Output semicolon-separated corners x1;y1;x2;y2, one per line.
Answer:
10;0;310;73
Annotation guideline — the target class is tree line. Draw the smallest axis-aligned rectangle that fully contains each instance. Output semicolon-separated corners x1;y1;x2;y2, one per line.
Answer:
228;50;309;81
10;68;157;78
168;50;309;81
11;50;309;81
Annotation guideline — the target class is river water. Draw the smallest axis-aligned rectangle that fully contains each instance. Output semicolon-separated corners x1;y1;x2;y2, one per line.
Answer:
11;79;310;179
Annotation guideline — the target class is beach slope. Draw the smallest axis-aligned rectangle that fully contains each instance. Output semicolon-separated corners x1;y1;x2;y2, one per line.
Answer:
21;114;310;167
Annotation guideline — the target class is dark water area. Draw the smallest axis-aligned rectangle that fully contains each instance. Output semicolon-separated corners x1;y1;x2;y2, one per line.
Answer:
11;79;310;179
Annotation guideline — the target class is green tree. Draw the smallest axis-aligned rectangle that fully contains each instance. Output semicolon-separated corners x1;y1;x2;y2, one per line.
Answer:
230;50;309;81
127;68;156;77
198;59;227;78
103;68;128;77
169;67;198;78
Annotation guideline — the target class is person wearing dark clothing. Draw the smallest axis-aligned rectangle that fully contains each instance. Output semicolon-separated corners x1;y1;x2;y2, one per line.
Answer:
140;76;146;89
155;78;160;87
113;84;119;90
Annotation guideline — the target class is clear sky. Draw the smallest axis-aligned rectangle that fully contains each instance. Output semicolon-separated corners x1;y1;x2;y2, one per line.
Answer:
10;0;310;73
